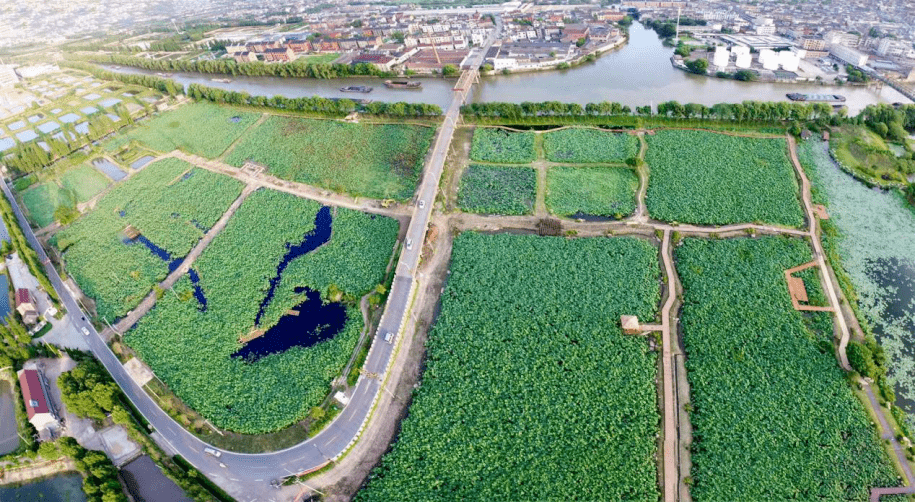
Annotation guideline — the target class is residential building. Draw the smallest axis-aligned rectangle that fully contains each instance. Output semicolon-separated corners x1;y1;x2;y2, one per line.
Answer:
830;44;869;67
264;47;293;62
232;51;255;63
18;368;59;438
15;288;38;325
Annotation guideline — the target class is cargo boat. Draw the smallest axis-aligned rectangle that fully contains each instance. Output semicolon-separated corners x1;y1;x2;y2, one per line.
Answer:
211;78;232;84
384;80;422;89
786;93;846;102
339;85;373;93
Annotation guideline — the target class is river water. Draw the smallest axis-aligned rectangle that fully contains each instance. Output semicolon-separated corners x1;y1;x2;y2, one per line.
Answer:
104;22;908;114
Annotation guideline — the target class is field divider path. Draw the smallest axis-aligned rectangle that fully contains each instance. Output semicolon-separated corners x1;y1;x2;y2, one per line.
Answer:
217;113;269;163
104;184;256;337
167;151;412;219
634;132;649;223
660;229;678;502
787;136;915;497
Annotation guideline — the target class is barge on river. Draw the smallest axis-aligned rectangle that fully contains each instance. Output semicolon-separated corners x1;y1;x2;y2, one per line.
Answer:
786;93;846;102
384;80;422;89
339;85;373;93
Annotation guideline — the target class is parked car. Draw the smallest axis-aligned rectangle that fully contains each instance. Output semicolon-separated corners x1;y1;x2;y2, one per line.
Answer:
204;447;222;458
384;332;394;344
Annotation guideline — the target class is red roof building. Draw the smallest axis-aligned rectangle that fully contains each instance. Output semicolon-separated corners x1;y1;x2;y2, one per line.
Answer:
15;288;38;325
18;368;58;433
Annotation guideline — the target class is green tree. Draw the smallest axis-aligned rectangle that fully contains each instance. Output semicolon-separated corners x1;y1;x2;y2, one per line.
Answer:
442;64;458;77
685;58;709;75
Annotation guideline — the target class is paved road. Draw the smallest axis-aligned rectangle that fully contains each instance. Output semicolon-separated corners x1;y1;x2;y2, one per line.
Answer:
0;19;501;502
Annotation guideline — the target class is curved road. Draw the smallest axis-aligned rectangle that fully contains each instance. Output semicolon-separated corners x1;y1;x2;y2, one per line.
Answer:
0;21;500;502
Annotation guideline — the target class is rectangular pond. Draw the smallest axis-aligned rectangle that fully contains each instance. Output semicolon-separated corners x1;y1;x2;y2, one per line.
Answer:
105;113;121;122
92;158;127;181
15;129;37;143
0;136;14;152
98;98;122;107
80;106;98;115
36;121;60;134
0;379;17;455
120;455;192;502
27;114;43;123
75;122;89;135
59;113;81;124
129;155;156;170
7;120;25;130
0;473;86;502
82;93;101;100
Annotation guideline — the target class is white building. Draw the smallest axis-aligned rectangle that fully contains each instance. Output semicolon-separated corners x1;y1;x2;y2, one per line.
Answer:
830;44;869;67
825;30;861;48
16;64;59;79
732;45;751;68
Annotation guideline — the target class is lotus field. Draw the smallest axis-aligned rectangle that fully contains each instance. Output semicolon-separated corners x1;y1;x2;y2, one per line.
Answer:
546;166;638;218
60;164;112;202
123;102;260;158
21;183;67;228
645;130;804;226
457;164;536;215
126;189;399;433
469;127;536;164
676;237;897;500
225;117;435;200
54;158;244;320
358;233;661;501
543;128;638;163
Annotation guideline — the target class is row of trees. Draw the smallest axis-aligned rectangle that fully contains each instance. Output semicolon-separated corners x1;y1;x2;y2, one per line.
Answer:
858;103;915;141
90;53;395;79
187;83;442;116
0;191;59;306
62;61;184;96
37;437;127;502
462;99;840;122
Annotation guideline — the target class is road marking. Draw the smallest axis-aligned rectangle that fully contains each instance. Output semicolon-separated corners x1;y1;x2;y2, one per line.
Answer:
230;478;239;481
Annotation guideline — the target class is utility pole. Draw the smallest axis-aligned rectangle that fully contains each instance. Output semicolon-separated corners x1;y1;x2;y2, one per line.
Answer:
675;7;682;42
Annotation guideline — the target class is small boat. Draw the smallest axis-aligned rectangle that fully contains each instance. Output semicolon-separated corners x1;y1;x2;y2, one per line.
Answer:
155;72;173;78
384;80;422;89
786;93;846;102
211;78;232;83
339;85;373;93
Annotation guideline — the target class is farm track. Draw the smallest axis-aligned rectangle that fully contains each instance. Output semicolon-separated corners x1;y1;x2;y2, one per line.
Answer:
102;184;256;337
167;151;412;219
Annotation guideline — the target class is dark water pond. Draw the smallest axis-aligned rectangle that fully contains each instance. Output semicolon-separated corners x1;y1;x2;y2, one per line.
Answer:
233;205;347;362
0;473;86;502
120;455;191;502
125;235;207;310
233;288;347;362
91;158;126;181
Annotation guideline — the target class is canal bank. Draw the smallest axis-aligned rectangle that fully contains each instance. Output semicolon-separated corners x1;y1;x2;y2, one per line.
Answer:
102;22;909;115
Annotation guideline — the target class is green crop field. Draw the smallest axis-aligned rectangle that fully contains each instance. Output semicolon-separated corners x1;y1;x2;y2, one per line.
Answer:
457;164;536;215
543;128;639;163
125;189;399;433
676;237;897;500
645;130;804;226
358;233;661;501
54;158;244;320
21;183;66;228
225;116;434;200
60;164;111;202
546;166;638;218
469;127;536;164
124;102;260;158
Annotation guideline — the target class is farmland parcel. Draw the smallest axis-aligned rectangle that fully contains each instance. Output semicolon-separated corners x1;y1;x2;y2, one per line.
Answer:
542;128;638;163
469;127;536;164
645;130;804;227
457;164;536;215
125;189;398;433
224;117;435;200
546;166;638;218
121;102;260;158
54;158;244;320
359;233;661;501
676;237;897;500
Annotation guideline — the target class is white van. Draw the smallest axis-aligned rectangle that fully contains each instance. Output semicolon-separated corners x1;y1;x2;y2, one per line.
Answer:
204;447;222;458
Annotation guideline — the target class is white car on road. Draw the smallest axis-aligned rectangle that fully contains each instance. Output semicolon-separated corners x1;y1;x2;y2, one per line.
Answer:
81;327;90;336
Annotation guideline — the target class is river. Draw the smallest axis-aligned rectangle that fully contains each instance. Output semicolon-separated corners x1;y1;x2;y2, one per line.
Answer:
104;22;909;115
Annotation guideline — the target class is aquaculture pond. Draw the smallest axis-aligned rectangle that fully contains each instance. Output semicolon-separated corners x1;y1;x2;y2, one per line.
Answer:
801;140;915;423
91;158;126;181
121;455;191;502
0;473;87;502
129;155;156;170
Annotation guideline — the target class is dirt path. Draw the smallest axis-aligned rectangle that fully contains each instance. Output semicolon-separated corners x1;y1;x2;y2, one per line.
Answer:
217;113;268;163
168;151;411;219
103;184;256;337
634;133;649;223
659;230;678;502
532;160;548;217
0;458;77;484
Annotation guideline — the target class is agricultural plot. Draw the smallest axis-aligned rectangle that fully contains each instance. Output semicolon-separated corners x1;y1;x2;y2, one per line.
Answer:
54;158;244;320
59;164;110;202
546;166;638;218
457;164;536;215
358;233;661;501
469;127;536;164
123;102;259;158
645;130;804;227
799;138;915;429
225;117;435;200
21;183;67;228
542;128;639;163
126;189;398;433
676;237;897;501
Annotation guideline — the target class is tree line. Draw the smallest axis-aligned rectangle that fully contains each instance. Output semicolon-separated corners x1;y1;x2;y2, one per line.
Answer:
86;53;395;79
186;83;442;117
462;100;840;122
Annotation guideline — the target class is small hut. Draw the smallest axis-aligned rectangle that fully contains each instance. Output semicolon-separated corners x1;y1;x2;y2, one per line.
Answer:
621;315;641;335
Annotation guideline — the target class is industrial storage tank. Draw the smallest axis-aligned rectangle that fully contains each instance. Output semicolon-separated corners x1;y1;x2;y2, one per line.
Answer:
732;46;752;68
759;49;779;70
778;51;800;71
713;46;730;69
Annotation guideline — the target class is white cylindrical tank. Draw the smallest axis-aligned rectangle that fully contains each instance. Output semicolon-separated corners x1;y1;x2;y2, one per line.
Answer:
735;53;752;68
779;51;800;71
713;46;729;69
760;49;778;70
